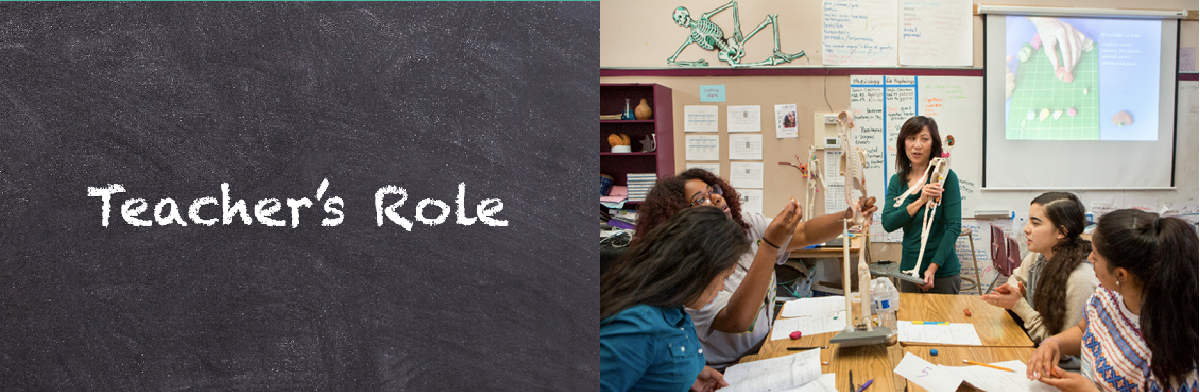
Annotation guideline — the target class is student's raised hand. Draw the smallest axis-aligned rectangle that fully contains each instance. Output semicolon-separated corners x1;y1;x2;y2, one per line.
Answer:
1027;338;1063;380
764;198;803;249
691;366;728;392
1036;367;1099;392
1028;17;1092;83
857;196;878;216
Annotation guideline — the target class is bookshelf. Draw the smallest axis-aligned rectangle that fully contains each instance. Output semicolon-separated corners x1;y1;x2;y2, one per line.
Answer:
600;83;674;208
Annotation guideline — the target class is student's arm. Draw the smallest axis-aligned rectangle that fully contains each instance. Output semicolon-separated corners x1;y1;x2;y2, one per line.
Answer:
785;207;855;251
1028;317;1087;380
882;174;917;232
712;200;802;332
929;171;962;270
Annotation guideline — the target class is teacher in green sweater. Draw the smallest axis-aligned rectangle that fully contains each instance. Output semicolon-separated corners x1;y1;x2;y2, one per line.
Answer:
881;116;962;294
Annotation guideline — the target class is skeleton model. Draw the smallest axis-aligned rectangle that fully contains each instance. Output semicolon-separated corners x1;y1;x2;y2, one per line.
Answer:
776;146;824;221
836;110;873;332
894;135;957;280
668;2;806;68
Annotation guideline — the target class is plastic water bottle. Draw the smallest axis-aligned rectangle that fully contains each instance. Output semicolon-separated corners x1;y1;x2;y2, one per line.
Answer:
872;277;899;345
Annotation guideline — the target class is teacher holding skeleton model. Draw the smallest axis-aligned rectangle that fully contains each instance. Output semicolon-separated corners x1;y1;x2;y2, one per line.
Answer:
881;116;963;293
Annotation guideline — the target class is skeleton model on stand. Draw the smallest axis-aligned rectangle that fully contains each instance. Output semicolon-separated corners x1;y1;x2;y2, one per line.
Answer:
777;146;824;222
835;110;873;332
893;135;957;280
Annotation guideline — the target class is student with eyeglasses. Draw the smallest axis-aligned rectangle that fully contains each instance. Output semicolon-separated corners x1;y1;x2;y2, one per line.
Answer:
631;168;877;369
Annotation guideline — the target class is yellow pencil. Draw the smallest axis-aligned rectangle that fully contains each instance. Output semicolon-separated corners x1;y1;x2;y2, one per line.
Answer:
962;359;1013;372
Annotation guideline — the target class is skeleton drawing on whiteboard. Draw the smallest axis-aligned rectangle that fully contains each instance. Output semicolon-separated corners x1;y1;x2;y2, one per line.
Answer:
667;2;806;68
893;135;957;280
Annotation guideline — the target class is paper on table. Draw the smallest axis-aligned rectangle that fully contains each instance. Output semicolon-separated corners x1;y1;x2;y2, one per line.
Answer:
723;349;822;392
893;352;964;392
780;296;846;318
737;189;764;215
770;311;847;341
730;161;764;189
939;360;1056;392
780;373;837;392
729;134;763;160
728;105;761;133
897;323;983;346
685;135;720;161
685;105;718;132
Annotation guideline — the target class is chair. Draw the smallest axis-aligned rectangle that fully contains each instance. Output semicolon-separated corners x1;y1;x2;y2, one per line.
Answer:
986;224;1025;293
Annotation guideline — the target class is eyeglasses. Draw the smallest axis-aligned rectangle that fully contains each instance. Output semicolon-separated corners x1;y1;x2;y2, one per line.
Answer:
690;185;723;207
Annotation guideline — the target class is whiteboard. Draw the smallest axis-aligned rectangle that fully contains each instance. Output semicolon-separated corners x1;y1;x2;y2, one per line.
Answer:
849;75;984;216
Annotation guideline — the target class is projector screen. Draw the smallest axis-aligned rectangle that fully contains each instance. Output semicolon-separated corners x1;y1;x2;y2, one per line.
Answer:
985;14;1179;189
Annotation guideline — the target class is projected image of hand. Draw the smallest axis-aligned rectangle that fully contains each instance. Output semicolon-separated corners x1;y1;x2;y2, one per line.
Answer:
1028;17;1095;83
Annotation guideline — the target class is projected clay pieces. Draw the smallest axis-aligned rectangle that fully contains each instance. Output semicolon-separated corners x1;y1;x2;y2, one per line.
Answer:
1031;33;1042;50
1112;111;1133;127
1083;88;1089;95
1006;55;1012;62
1027;109;1036;120
1018;44;1033;63
1067;108;1077;117
1040;108;1050;121
1056;67;1074;83
1053;109;1063;120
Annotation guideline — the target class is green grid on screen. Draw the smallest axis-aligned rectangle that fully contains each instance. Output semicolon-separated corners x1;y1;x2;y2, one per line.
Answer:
1006;44;1100;140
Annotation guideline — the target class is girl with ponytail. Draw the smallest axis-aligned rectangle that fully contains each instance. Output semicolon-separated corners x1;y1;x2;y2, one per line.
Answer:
1027;209;1198;391
982;193;1098;365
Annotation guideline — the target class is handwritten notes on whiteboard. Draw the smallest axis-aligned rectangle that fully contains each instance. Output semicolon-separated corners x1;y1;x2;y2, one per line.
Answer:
849;75;915;227
823;0;897;66
898;0;972;66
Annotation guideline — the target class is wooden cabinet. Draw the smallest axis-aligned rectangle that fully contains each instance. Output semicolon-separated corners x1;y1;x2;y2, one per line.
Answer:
600;83;674;206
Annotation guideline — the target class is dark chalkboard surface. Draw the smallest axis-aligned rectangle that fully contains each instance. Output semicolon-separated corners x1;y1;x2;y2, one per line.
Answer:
0;3;597;390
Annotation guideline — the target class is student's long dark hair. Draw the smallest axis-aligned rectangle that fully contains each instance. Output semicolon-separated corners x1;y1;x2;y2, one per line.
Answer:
601;207;750;321
632;168;751;246
1092;209;1198;390
1028;192;1091;335
894;116;943;184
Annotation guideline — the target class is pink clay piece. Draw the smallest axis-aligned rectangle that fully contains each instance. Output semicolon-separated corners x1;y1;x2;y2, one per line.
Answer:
1067;108;1077;117
1031;33;1042;50
790;331;803;340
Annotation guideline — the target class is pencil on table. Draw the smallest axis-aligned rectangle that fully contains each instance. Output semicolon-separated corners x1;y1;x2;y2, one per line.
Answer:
962;359;1013;372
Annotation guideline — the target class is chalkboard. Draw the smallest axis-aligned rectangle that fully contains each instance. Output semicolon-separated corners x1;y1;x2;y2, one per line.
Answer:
0;3;597;391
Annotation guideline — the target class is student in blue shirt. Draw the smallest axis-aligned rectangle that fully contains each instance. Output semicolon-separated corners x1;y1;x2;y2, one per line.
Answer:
601;205;801;392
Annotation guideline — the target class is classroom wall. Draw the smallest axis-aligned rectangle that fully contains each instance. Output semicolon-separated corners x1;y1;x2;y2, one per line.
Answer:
601;0;1197;68
601;0;1200;287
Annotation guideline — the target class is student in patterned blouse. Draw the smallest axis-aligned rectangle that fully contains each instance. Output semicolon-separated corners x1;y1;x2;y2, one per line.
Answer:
1027;209;1198;392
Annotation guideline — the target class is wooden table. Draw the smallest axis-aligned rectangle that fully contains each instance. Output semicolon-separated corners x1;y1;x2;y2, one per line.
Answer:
739;301;903;392
898;346;1037;392
896;293;1034;347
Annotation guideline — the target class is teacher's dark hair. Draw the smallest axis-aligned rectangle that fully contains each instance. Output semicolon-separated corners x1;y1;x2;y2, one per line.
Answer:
633;168;750;246
894;116;943;183
1029;192;1091;336
1093;209;1198;390
601;207;750;321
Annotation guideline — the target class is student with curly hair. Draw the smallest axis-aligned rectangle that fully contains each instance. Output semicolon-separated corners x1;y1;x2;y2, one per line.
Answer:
633;168;876;369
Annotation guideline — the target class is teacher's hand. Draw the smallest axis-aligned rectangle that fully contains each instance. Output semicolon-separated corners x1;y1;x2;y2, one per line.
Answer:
691;366;728;392
921;263;939;291
918;183;944;205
